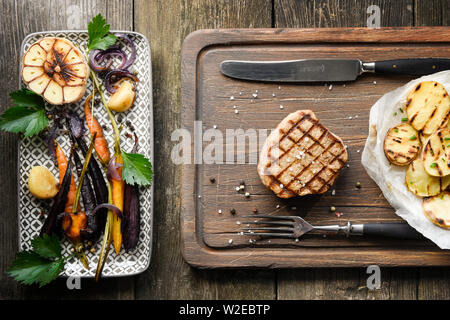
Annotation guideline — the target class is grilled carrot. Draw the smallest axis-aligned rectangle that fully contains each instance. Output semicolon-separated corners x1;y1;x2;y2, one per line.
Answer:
111;154;125;254
55;142;78;213
84;93;110;165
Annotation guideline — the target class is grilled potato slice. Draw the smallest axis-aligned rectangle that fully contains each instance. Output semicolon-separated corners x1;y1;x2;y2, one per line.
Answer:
423;128;450;177
406;158;450;196
384;123;421;166
405;81;450;135
422;192;450;229
419;132;430;145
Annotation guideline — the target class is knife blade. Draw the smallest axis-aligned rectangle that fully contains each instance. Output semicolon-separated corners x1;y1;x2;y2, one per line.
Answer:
220;58;450;82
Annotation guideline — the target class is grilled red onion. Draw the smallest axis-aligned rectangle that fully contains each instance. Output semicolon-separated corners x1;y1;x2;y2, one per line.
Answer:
92;203;123;219
107;155;123;181
104;69;139;93
116;34;136;70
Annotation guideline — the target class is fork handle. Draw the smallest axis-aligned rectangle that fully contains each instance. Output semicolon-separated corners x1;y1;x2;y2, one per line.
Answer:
361;223;424;240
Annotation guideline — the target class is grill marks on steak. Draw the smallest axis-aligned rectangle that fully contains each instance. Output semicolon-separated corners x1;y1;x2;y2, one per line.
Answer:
258;110;348;198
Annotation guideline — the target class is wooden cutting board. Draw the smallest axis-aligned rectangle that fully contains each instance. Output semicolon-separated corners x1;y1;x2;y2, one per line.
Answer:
180;27;450;268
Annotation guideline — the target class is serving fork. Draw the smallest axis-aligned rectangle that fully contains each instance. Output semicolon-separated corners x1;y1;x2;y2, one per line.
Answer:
240;215;425;240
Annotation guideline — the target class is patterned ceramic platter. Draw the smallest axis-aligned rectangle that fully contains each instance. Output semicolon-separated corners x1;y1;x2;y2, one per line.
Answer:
18;31;153;277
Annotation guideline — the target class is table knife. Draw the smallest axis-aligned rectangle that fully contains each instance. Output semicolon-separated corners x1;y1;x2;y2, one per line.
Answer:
220;58;450;82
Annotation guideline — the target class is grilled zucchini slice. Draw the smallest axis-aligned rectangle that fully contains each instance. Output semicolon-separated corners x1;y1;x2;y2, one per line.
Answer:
423;128;450;177
406;158;450;196
405;81;450;135
422;192;450;229
384;123;421;166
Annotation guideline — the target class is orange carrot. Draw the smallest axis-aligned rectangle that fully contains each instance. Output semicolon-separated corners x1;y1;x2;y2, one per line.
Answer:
84;94;110;164
55;142;78;213
111;154;125;254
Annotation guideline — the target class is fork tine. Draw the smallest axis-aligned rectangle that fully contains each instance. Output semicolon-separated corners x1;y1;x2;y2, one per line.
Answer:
243;227;294;232
241;214;296;220
241;221;295;226
243;232;294;238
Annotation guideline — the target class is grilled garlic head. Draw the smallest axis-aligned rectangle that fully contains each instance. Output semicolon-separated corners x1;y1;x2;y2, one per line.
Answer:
21;37;88;105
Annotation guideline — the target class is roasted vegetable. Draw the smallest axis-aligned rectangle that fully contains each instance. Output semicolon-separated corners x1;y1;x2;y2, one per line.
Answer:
108;79;136;112
40;152;73;237
67;112;108;231
422;192;450;229
84;93;110;164
109;155;125;254
405;158;450;197
423;128;450;177
384;123;421;166
405;81;450;135
122;134;140;251
27;166;58;199
73;150;103;242
21;37;88;105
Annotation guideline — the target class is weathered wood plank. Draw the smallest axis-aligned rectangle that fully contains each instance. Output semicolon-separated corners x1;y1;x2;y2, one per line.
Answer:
0;0;134;299
414;0;448;26
134;0;275;299
274;0;414;28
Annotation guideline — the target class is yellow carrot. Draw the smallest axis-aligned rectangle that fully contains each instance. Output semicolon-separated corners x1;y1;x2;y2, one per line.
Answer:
111;154;124;254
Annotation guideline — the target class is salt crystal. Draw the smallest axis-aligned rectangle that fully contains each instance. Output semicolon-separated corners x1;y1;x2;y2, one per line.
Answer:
233;105;237;109
280;184;284;189
349;116;353;120
230;96;234;100
331;189;336;196
213;125;217;129
278;86;281;90
276;204;280;209
272;93;276;97
252;93;258;98
357;150;360;153
235;186;240;191
236;221;241;225
218;209;222;214
235;110;239;114
373;81;377;85
328;84;333;90
228;239;233;244
280;105;284;109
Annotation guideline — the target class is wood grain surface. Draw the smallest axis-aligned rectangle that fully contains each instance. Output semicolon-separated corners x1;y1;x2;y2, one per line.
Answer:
0;0;449;300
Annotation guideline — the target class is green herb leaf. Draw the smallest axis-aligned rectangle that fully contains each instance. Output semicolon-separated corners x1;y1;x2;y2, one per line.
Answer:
10;88;45;109
0;89;48;137
31;233;62;259
409;135;417;140
121;151;153;186
430;162;437;168
444;137;450;141
8;251;64;287
8;234;66;287
393;112;397;116
88;14;117;50
401;117;409;122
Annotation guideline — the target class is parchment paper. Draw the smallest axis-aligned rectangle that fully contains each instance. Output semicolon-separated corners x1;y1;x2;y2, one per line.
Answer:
361;70;450;249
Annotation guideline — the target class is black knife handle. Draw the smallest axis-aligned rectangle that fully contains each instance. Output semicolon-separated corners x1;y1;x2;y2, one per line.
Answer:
374;58;450;76
362;223;424;240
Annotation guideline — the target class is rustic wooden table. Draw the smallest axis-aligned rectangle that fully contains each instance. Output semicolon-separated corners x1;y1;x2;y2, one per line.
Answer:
1;0;449;300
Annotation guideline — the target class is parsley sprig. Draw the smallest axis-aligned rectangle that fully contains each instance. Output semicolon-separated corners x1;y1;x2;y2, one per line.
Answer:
87;14;118;50
122;151;153;186
0;89;48;137
8;234;71;287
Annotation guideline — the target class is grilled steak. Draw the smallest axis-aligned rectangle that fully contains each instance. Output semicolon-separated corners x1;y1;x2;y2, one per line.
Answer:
257;110;348;198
